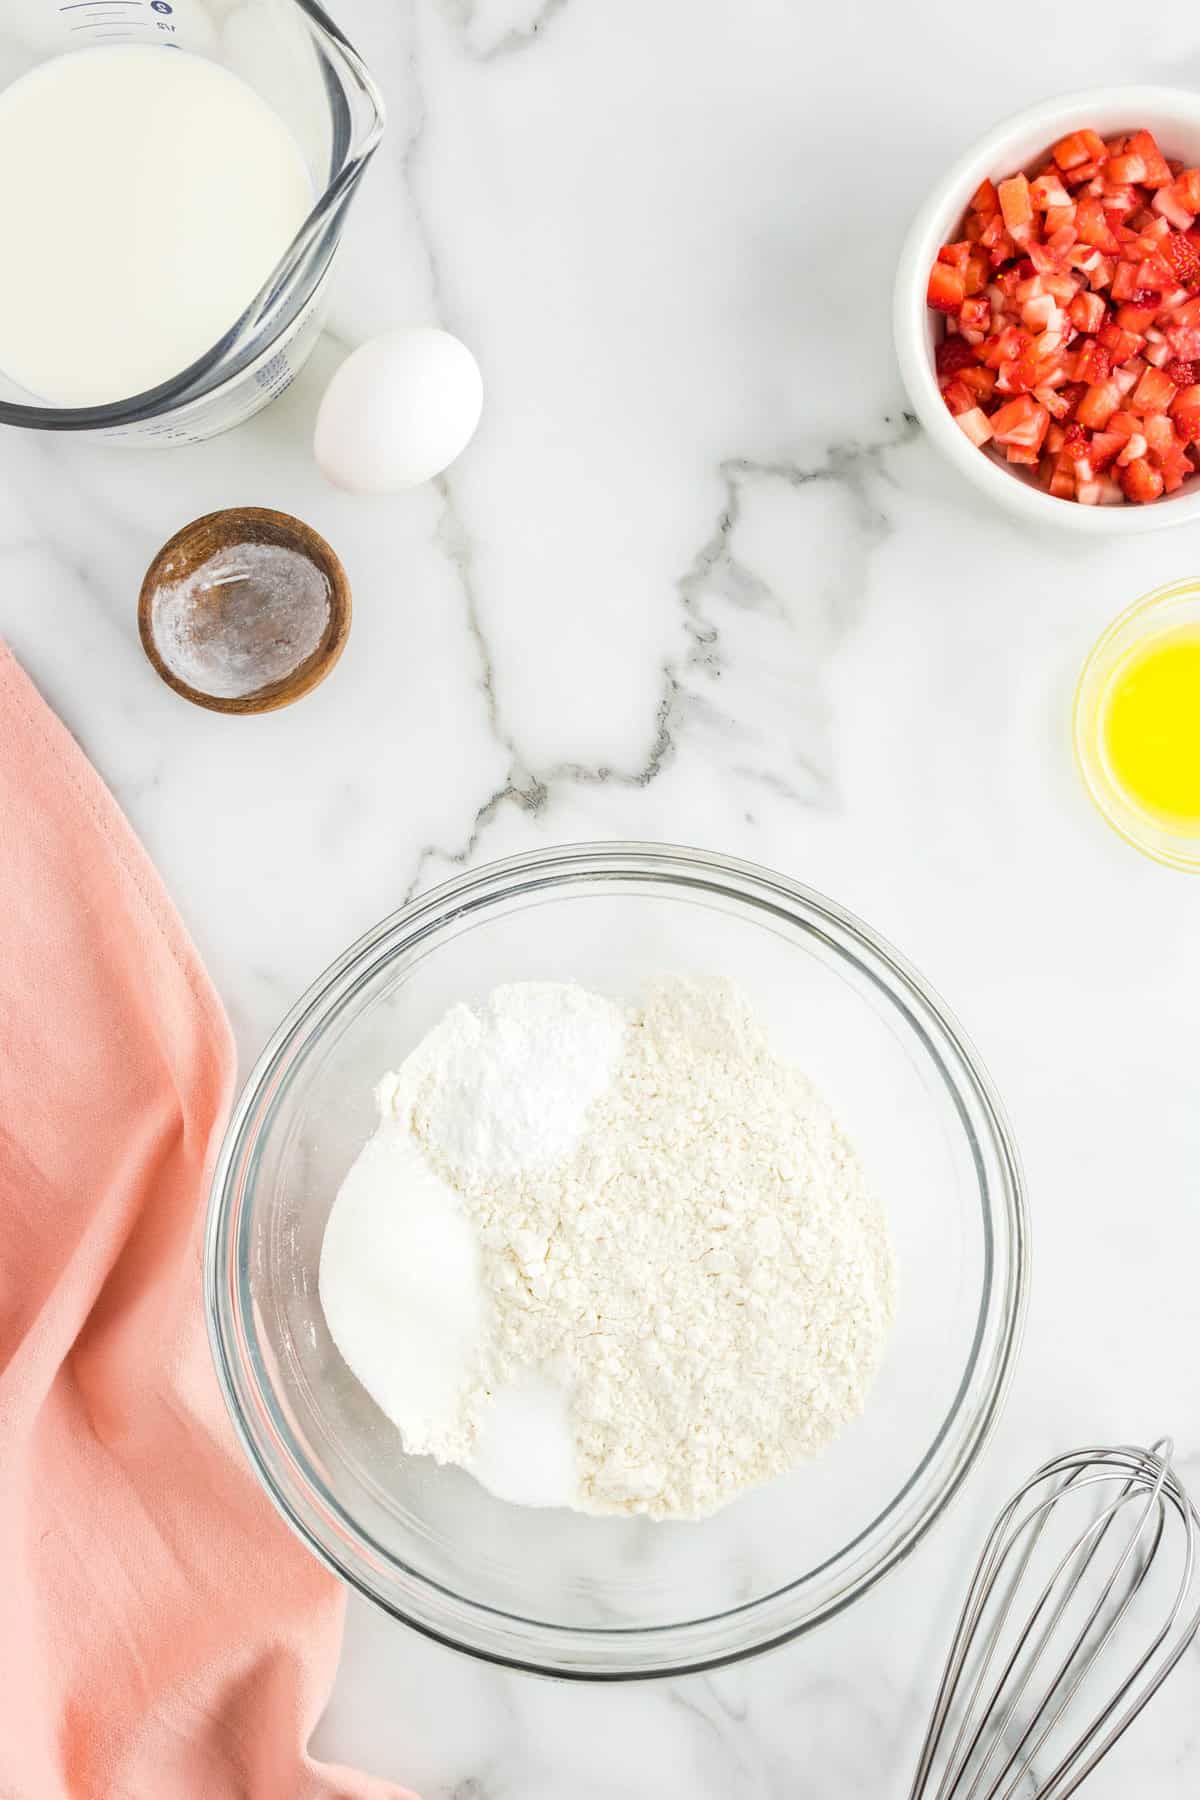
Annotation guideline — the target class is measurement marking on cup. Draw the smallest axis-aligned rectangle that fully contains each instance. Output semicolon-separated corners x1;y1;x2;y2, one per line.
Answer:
57;2;144;11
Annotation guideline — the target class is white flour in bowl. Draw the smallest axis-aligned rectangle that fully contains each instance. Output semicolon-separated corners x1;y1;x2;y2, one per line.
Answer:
319;977;895;1520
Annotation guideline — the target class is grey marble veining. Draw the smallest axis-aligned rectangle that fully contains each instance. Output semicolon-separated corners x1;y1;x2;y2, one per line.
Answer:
1;0;1199;1793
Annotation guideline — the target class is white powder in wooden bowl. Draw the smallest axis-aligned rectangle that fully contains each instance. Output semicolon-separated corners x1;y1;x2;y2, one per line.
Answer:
150;541;330;699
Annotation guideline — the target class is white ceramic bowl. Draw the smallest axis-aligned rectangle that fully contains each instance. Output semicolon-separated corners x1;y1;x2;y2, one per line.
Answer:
894;86;1200;533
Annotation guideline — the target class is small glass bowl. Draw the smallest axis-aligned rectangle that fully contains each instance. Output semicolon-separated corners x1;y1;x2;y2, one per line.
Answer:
1074;579;1200;872
205;843;1028;1678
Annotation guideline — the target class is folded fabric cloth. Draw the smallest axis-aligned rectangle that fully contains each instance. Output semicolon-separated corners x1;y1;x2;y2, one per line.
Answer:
0;647;410;1800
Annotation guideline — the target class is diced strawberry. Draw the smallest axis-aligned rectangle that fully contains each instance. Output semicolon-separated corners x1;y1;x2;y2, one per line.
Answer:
1073;338;1111;384
998;173;1034;237
1167;357;1200;386
1126;129;1172;187
1166;324;1200;359
1133;365;1178;412
1087;254;1117;291
1036;384;1073;419
1066;289;1103;334
1109;260;1144;301
1045;204;1078;236
1160;447;1193;492
1107;410;1142;440
1075;197;1121;251
1163;231;1200;289
1116;300;1161;334
1030;172;1071;210
1153;187;1196;231
1106;151;1147;185
1170;169;1200;212
928;262;966;313
938;241;972;273
1134;253;1175;292
1061;421;1090;459
1021;292;1057;331
1117;431;1149;466
959;364;996;402
964;249;991;295
1005;444;1041;465
1053;128;1106;171
942;378;975;415
1143;412;1177;455
1170;383;1200;443
1120;456;1165;502
936;336;977;378
989;394;1050;450
1043;269;1080;302
970;177;1000;215
1088;431;1124;469
1101;184;1140;219
1076;378;1122;428
1048;458;1077;499
1098;319;1143;361
954;406;994;447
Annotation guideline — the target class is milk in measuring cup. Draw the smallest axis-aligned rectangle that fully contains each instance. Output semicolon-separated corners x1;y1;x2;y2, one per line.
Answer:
0;46;313;407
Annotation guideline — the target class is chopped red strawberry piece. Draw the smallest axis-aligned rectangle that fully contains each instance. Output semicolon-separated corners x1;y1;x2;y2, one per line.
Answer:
1076;378;1122;428
1170;383;1200;442
1107;152;1147;186
928;262;966;313
1119;456;1165;501
1127;129;1173;188
989;394;1050;450
970;177;1000;214
998;174;1033;237
1153;187;1196;231
1088;431;1124;469
1166;324;1200;359
1061;421;1090;459
959;364;996;402
942;378;975;416
1132;365;1178;412
1069;290;1106;333
936;337;976;378
1097;319;1143;361
1053;128;1106;171
1075;197;1121;252
938;241;972;272
954;406;994;447
1073;338;1111;384
1116;300;1161;334
1162;231;1200;289
1030;172;1071;210
1048;459;1077;498
1167;357;1200;386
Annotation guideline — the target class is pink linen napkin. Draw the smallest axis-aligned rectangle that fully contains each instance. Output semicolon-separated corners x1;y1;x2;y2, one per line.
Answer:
0;646;411;1800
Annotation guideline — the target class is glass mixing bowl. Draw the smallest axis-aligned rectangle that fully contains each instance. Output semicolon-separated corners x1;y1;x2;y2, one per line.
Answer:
206;843;1028;1677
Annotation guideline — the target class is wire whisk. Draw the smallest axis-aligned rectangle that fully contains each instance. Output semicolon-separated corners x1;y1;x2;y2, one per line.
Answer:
910;1439;1200;1800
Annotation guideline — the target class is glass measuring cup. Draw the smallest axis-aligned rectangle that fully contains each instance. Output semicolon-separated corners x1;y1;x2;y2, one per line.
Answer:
0;0;384;446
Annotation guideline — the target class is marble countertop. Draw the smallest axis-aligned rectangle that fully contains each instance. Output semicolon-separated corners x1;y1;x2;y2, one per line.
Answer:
3;1;1199;1793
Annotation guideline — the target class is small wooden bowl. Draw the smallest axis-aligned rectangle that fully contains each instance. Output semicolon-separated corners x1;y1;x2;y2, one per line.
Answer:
138;507;351;714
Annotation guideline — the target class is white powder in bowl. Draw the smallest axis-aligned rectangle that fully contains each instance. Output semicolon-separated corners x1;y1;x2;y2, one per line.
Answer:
319;977;896;1521
409;981;627;1178
150;540;330;699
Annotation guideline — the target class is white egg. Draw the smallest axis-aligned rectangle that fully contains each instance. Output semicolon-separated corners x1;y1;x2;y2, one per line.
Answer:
313;326;483;493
